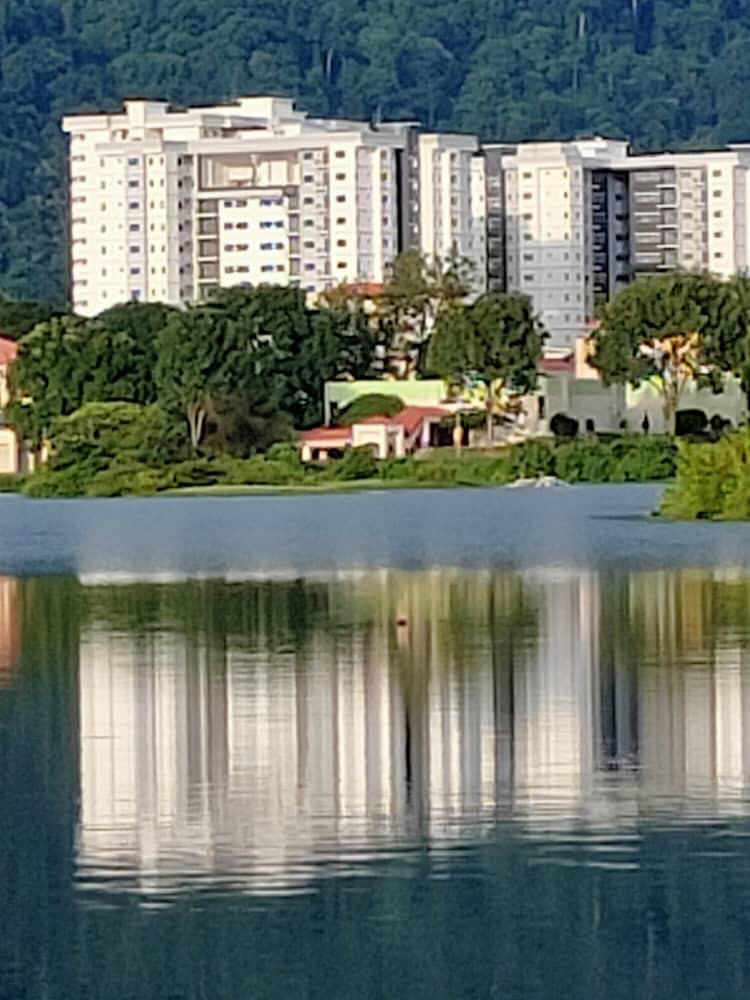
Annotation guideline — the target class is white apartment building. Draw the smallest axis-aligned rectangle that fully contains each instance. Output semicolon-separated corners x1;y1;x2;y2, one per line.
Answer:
62;97;484;317
498;136;750;347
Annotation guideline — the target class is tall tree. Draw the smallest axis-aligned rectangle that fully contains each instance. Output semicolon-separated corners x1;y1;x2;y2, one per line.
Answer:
6;313;162;447
590;272;734;434
426;291;546;440
155;304;276;452
381;249;476;372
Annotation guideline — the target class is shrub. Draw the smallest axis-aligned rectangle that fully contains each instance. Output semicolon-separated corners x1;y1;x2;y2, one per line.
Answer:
661;433;748;519
0;474;25;494
329;446;379;480
612;435;677;482
550;412;579;440
338;394;404;425
675;409;708;438
220;455;306;486
85;463;165;497
554;441;616;483
506;440;556;479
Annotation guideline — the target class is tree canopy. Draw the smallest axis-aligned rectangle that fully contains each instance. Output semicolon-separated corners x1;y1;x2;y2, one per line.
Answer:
6;285;379;454
589;272;746;433
426;291;545;438
6;0;750;300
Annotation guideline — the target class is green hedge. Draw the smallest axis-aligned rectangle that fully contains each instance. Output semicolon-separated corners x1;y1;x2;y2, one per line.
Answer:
19;431;679;498
661;431;750;519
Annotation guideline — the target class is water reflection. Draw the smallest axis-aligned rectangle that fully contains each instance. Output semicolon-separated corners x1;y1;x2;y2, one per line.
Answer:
64;568;750;897
0;576;20;685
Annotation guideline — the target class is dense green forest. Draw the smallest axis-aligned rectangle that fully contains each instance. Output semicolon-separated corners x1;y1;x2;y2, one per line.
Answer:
1;0;750;300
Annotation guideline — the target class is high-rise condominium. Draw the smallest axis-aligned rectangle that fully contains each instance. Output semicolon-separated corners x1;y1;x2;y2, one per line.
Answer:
498;137;750;346
62;97;486;317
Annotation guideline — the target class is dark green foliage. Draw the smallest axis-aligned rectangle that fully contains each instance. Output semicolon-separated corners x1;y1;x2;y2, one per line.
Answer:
328;446;379;481
675;408;708;437
7;312;169;445
8;0;750;299
0;473;26;493
338;394;404;425
43;401;183;477
550;413;579;440
0;297;66;339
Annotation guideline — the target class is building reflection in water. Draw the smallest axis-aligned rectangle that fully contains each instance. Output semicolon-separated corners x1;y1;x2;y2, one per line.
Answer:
0;575;21;686
75;568;750;895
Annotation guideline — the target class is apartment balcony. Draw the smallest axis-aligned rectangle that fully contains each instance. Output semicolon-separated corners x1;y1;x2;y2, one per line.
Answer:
197;238;219;258
198;219;218;236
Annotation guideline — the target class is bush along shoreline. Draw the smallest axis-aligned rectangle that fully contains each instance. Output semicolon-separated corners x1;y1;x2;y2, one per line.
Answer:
9;406;679;498
660;430;750;520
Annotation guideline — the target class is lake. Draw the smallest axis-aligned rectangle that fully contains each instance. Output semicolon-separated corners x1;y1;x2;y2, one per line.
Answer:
3;485;750;998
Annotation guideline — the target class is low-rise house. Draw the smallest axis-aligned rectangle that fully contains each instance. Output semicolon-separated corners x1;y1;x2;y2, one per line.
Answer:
300;406;450;462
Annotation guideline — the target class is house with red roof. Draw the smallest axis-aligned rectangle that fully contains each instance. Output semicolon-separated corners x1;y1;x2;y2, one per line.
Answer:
299;405;451;462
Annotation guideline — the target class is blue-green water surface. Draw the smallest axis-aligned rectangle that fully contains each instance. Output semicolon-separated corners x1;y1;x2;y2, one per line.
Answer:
2;485;750;998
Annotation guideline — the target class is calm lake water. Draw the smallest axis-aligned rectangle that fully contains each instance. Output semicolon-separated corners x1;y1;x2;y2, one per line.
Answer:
4;485;750;998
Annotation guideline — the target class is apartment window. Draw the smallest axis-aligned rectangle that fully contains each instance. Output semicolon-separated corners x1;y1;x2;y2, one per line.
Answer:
236;222;248;230
522;213;533;221
336;195;346;203
304;263;316;270
303;174;314;183
236;244;249;251
276;264;284;272
128;201;140;210
522;172;532;179
335;173;346;181
714;252;723;258
127;157;139;166
100;225;107;234
261;242;273;250
523;253;534;262
304;240;315;249
337;262;347;269
129;224;140;232
128;180;139;188
522;274;534;282
713;190;722;197
714;210;722;218
236;199;248;207
335;150;345;158
304;197;314;205
237;265;249;273
224;200;234;207
522;192;532;199
225;244;235;251
129;245;141;253
303;152;314;160
713;169;722;177
130;267;141;275
261;265;274;273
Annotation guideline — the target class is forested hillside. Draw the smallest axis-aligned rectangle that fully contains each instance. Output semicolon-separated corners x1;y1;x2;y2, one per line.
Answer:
1;0;749;300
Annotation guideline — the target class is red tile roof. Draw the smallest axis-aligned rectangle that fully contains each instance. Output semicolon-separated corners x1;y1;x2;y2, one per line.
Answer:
357;406;450;436
300;426;352;444
0;337;18;366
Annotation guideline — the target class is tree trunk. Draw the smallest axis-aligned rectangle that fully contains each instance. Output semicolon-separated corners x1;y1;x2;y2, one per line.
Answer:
186;403;206;452
486;403;493;444
662;385;678;436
